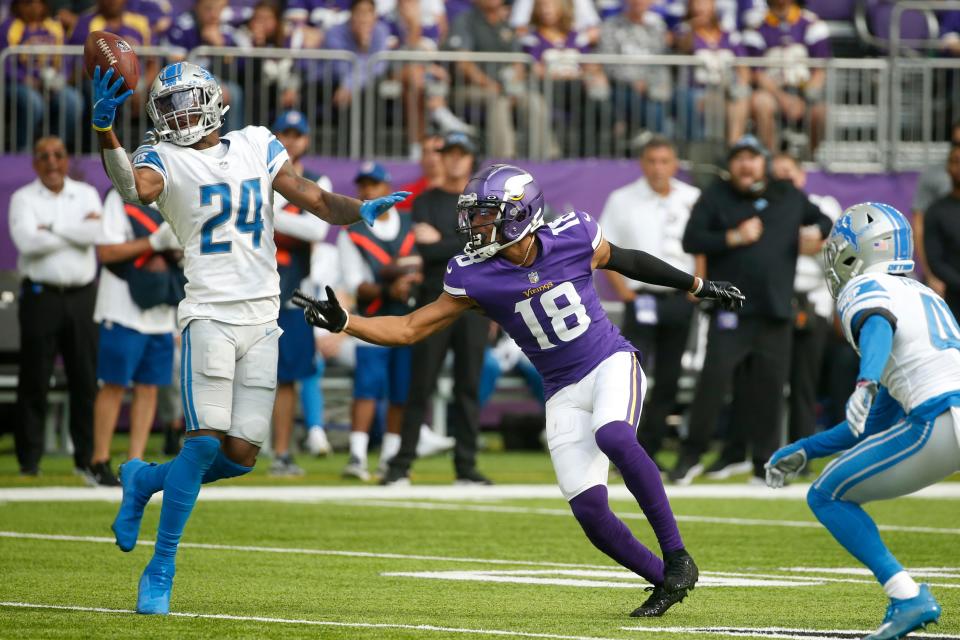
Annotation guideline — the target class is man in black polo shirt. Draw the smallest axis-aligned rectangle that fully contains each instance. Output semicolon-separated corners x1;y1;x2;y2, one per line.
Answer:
381;131;492;485
669;135;833;485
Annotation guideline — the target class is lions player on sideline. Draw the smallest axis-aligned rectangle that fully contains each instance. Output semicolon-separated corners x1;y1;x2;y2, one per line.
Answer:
766;203;960;640
90;63;409;615
295;164;746;617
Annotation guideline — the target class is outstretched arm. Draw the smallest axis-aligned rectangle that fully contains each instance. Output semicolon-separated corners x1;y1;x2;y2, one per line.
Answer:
593;238;745;311
294;287;474;346
765;384;904;488
272;162;412;227
90;66;164;204
272;162;363;226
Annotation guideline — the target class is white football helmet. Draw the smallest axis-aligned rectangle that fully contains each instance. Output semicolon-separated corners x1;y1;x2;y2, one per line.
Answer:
823;202;915;298
147;62;228;146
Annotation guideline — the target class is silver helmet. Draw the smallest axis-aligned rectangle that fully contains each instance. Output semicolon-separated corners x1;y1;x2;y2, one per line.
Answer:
823;202;914;298
147;62;228;146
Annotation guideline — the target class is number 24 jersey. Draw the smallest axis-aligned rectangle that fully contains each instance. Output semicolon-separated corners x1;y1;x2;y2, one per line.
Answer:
133;125;289;330
443;210;635;400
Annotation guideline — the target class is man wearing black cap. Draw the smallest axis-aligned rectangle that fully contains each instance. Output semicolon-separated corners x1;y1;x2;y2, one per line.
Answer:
381;131;492;485
668;135;834;485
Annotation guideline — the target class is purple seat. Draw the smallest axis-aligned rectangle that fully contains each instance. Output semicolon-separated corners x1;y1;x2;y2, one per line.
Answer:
866;0;937;43
807;0;856;21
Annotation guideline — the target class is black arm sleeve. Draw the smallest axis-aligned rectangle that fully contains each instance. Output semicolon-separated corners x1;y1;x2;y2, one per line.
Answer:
602;243;696;292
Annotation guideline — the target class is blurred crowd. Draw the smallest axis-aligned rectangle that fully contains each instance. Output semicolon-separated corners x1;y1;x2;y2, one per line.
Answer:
11;0;960;157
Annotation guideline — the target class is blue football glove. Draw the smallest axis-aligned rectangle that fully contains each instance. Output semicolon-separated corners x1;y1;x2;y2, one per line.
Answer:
763;441;807;489
846;380;878;437
359;191;412;226
91;66;133;132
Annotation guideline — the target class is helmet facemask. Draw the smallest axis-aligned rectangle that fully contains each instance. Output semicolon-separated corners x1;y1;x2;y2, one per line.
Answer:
147;64;228;146
457;195;540;260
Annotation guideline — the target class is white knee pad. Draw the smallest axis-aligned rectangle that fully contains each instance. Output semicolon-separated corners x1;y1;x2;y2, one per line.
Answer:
228;336;278;447
195;339;235;432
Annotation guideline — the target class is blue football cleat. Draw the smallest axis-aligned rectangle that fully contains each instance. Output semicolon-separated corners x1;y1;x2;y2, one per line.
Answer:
865;584;941;640
111;459;151;552
136;561;175;615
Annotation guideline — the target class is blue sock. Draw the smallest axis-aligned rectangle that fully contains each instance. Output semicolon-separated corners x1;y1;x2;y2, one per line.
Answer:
148;436;220;570
133;448;253;499
202;449;253;483
300;360;324;428
807;485;903;585
136;461;173;497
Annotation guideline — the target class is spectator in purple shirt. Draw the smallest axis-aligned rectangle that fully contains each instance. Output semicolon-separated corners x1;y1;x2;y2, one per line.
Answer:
1;0;83;150
166;0;244;131
232;1;304;124
742;0;830;153
520;0;607;154
68;0;151;47
325;0;390;109
283;0;351;31
673;0;751;144
385;0;475;156
128;0;172;36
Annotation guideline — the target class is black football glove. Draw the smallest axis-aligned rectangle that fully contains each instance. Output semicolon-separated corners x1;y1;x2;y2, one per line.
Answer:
696;280;745;312
292;286;349;333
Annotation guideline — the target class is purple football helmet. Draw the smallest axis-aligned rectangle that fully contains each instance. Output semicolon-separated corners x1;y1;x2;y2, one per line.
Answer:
456;164;546;260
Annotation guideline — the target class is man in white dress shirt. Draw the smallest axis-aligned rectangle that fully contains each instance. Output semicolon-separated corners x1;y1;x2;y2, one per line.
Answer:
600;136;701;465
8;136;102;477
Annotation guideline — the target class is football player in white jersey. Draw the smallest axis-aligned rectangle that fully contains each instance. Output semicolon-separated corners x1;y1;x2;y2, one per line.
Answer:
90;62;409;615
765;203;960;640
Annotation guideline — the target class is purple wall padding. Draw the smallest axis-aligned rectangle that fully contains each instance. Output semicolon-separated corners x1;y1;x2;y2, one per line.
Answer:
0;154;920;273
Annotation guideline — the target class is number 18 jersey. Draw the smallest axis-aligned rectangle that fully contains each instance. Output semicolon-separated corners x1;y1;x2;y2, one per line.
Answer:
443;210;635;399
838;273;960;413
133;125;289;330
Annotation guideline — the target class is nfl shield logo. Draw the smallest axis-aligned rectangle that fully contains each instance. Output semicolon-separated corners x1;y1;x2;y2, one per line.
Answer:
528;271;539;284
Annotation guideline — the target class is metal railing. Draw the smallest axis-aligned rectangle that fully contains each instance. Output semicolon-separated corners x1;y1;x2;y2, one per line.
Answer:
0;43;943;170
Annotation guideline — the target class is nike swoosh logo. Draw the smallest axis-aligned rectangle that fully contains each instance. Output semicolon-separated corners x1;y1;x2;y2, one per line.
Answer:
446;266;453;274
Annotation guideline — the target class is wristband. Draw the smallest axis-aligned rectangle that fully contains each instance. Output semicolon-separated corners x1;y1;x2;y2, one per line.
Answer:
689;277;703;296
92;123;112;132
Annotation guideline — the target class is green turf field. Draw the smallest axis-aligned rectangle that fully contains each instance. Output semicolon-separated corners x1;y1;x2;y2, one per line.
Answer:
1;439;958;640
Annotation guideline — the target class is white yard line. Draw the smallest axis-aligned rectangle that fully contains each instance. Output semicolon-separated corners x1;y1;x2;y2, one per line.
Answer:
3;530;958;590
0;601;629;640
621;627;960;640
0;530;614;569
2;482;960;503
327;499;960;536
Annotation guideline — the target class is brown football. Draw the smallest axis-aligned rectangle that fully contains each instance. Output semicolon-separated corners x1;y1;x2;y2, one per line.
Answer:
83;30;141;92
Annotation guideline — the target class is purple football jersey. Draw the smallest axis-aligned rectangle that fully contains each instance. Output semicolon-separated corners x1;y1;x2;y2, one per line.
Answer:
743;6;830;58
443;210;636;399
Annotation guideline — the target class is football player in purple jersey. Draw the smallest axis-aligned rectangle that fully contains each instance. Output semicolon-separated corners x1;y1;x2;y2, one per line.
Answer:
294;164;745;617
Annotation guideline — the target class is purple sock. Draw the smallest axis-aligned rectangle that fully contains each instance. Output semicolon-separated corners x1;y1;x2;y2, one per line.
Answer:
595;420;684;555
569;485;664;584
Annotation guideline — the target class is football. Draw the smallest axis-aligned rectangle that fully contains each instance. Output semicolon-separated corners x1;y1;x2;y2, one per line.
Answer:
83;30;140;92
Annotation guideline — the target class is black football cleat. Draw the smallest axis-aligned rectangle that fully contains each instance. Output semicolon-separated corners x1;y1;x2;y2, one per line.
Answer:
662;549;699;592
630;584;689;617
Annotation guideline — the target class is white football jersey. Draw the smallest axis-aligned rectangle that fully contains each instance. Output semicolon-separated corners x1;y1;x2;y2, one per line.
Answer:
133;125;289;330
838;273;960;413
